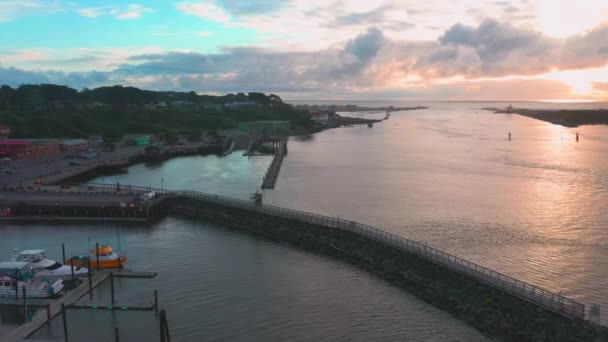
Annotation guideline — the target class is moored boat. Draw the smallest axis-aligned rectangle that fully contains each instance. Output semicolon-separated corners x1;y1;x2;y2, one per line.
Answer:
0;261;64;298
66;245;127;269
12;249;88;280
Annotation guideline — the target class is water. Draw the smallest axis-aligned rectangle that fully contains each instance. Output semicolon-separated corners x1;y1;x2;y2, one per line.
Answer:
1;220;487;341
3;101;608;340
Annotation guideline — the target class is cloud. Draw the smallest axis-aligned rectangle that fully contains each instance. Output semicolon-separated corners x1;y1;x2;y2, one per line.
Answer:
0;64;110;89
216;0;286;15
412;19;608;79
0;0;63;22
594;82;608;92
177;2;232;23
1;18;608;100
330;5;414;31
78;4;153;20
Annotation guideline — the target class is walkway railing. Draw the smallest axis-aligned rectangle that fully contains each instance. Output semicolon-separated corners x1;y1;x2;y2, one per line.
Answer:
80;182;586;319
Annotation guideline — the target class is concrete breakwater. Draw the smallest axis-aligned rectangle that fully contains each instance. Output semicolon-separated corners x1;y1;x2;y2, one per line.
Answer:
164;194;607;341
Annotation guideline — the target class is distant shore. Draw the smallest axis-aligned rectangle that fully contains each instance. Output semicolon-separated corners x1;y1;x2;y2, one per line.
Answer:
294;104;428;113
484;107;608;127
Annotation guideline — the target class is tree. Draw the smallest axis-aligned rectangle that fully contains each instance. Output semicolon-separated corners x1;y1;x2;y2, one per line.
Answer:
0;85;15;109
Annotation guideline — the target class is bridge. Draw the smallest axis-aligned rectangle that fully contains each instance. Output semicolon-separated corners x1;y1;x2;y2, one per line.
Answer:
0;183;587;324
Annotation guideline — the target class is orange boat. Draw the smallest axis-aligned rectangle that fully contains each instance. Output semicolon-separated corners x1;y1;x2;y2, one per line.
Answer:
66;245;127;269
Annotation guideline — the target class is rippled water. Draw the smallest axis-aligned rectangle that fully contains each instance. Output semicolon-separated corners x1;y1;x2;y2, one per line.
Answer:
1;219;487;341
3;101;608;340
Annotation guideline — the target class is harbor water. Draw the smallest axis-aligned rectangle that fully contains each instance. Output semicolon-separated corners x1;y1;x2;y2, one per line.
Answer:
3;101;608;340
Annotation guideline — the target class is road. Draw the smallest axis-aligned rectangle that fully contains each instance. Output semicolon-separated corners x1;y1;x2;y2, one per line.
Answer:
0;145;145;187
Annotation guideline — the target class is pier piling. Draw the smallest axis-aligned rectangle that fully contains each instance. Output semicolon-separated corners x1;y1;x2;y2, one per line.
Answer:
154;290;158;316
61;303;69;342
96;242;100;271
87;260;93;301
110;272;115;304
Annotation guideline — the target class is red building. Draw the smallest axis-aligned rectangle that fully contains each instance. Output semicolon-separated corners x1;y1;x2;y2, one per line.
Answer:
0;125;10;139
0;140;60;159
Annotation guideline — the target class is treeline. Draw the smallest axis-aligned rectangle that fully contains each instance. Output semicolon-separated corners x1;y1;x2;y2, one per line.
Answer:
0;84;310;138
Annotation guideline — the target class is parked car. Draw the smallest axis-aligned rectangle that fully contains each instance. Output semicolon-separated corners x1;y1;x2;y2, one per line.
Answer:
0;167;15;175
69;161;81;167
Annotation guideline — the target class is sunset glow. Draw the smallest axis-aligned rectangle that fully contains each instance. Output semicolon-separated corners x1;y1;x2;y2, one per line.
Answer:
0;0;607;100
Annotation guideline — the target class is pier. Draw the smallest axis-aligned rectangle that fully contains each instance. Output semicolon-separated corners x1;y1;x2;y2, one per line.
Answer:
261;138;287;189
0;184;162;222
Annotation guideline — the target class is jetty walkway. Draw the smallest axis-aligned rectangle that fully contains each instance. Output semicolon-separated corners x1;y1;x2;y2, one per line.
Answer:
4;182;583;320
164;188;585;320
0;183;591;338
261;138;287;189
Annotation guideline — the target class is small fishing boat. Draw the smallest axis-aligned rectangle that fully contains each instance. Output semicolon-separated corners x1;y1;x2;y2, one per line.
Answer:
0;261;64;299
66;245;127;269
12;250;88;280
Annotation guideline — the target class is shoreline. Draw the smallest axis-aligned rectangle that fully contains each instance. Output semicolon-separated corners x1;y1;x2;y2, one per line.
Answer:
484;107;608;127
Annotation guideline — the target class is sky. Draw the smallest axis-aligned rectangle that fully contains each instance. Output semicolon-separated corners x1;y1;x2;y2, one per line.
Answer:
1;0;608;101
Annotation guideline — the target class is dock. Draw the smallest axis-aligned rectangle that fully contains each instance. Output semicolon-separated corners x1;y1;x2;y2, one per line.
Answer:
261;138;287;189
1;270;158;342
0;185;163;222
2;272;109;342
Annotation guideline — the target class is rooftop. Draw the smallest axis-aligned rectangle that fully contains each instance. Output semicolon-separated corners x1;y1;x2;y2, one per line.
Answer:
61;138;89;146
18;249;45;255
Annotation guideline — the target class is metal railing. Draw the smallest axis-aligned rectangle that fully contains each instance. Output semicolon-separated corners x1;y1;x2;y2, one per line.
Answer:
79;183;586;319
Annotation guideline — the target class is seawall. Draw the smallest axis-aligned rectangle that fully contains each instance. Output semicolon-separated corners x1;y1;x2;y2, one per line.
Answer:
166;196;608;341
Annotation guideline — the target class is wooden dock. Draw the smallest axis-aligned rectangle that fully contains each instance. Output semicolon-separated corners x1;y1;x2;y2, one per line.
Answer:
1;270;158;341
261;138;287;189
2;272;109;342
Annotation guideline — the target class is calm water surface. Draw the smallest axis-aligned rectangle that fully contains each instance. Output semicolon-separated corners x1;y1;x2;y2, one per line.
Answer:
3;101;608;340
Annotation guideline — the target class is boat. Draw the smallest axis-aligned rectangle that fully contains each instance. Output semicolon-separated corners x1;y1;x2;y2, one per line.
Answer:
0;261;64;299
12;250;88;280
66;245;127;269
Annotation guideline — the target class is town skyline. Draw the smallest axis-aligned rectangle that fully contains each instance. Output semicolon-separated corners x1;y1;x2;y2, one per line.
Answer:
1;0;608;101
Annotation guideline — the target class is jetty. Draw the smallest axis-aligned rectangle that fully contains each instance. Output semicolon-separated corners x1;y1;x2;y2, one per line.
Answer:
261;138;287;189
2;183;605;340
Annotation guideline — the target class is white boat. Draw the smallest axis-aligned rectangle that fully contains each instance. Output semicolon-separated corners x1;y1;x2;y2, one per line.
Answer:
12;249;88;280
0;261;64;298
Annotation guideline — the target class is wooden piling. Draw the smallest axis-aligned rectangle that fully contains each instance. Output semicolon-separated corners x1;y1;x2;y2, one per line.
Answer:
154;290;158;316
110;272;115;304
115;327;120;342
22;285;27;321
87;260;93;301
46;303;51;322
61;303;69;342
62;243;66;264
96;242;100;271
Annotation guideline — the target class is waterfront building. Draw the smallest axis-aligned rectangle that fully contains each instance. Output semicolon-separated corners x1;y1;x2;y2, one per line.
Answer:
127;135;152;146
0;139;60;159
60;138;91;152
0;124;11;139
